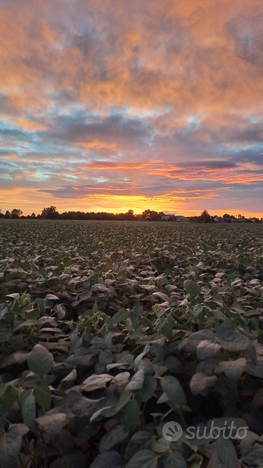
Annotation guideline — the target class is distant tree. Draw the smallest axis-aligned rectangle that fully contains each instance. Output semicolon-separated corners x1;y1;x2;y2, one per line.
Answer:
125;209;134;220
150;210;161;221
41;206;59;219
200;210;211;223
0;209;4;219
11;209;23;218
31;212;36;218
5;210;11;219
142;209;151;220
141;209;162;221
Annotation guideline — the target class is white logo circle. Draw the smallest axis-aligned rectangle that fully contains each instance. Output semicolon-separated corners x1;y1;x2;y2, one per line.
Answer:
162;422;183;441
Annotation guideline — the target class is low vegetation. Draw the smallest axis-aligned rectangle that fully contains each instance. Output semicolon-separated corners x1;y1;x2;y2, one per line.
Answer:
0;220;263;468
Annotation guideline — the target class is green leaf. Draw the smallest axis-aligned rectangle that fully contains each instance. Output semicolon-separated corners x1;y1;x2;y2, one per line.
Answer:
96;349;113;373
217;358;246;382
220;331;251;352
28;344;54;376
161;376;187;408
130;310;139;329
215;373;238;400
60;369;77;391
50;450;87;468
121;400;140;433
126;450;157;468
54;303;67;320
89;451;122;468
105;333;113;350
152;437;170;453
45;293;59;301
90;405;114;422
160;451;186;468
184;280;200;297
0;424;22;468
99;424;129;453
11;260;23;269
81;374;113;392
109;308;129;326
34;384;51;412
192;304;203;320
125;431;153;461
0;401;7;432
36;413;67;438
115;390;132;411
164;356;182;374
1;385;17;411
20;390;36;432
126;369;145;392
63;257;71;267
25;307;40;319
68;336;82;356
74;423;99;445
65;347;95;368
190;373;217;396
4;312;14;326
115;371;130;386
0;383;5;398
163;323;173;342
215;320;235;339
134;351;147;371
141;376;157;402
197;340;221;360
178;329;215;351
247;341;257;365
215;437;238;468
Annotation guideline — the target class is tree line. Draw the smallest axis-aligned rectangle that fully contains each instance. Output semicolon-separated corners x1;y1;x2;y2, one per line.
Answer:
0;207;262;222
0;207;164;221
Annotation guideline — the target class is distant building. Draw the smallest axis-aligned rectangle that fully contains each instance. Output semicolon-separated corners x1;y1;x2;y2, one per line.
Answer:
160;214;189;222
176;216;189;222
213;217;224;223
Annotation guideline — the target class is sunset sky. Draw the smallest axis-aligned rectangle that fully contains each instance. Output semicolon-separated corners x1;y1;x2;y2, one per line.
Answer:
1;0;263;216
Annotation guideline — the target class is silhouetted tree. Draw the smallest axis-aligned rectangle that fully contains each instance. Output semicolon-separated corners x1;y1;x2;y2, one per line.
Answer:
11;209;23;218
41;206;59;219
200;210;211;223
141;209;162;221
125;209;134;220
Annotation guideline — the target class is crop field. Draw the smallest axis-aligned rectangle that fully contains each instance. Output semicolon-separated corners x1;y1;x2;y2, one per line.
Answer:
0;220;263;468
